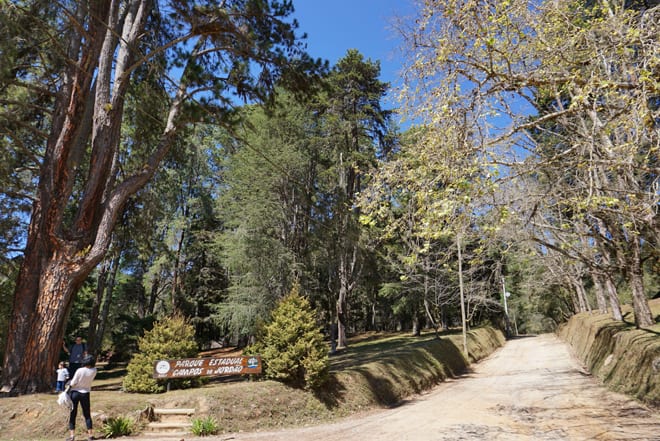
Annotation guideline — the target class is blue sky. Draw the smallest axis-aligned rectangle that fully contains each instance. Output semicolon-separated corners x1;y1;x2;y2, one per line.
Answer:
291;0;416;108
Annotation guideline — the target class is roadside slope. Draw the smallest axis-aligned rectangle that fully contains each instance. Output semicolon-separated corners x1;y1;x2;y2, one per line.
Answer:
557;297;660;407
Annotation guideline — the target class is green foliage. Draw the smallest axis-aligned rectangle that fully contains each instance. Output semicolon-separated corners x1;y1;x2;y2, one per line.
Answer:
251;284;329;390
191;416;220;436
0;261;17;362
212;98;316;338
122;315;199;393
101;416;135;438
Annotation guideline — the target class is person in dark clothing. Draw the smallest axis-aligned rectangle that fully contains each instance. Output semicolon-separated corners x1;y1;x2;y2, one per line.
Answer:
63;336;87;378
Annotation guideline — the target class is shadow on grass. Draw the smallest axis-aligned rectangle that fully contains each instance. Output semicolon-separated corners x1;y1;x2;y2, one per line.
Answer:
330;333;440;371
317;333;479;411
95;363;127;381
313;373;347;409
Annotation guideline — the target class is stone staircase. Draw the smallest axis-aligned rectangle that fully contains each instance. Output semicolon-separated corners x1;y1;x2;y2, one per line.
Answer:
143;407;195;437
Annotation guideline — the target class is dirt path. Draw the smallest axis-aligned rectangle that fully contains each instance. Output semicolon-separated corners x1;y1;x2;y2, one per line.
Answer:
129;334;660;441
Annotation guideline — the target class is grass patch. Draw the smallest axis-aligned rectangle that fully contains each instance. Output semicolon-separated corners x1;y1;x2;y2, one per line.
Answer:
101;415;136;438
191;415;220;436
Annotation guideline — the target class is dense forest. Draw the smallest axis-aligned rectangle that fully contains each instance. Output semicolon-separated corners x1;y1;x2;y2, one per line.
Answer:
0;0;658;395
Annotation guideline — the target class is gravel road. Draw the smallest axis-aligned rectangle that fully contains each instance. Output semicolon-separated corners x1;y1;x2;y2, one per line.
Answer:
130;334;660;441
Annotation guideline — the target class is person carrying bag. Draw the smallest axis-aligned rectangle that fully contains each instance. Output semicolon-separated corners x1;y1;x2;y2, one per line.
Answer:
65;354;97;441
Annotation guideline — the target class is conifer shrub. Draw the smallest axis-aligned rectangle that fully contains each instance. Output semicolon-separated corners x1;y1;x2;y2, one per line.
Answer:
250;283;329;390
122;314;200;393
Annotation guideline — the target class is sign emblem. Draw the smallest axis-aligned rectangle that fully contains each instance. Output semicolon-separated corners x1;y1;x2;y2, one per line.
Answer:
155;360;171;375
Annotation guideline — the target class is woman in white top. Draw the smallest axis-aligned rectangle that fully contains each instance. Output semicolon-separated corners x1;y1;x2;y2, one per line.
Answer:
66;354;97;441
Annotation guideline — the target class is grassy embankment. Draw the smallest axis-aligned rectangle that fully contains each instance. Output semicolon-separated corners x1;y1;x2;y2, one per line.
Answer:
0;327;503;441
557;297;660;407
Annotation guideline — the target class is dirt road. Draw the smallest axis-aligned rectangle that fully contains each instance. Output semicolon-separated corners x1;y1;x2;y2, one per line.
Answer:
211;334;659;441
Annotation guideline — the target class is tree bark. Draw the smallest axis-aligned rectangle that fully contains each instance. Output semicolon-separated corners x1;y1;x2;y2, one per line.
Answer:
87;256;111;356
591;271;609;314
91;250;121;356
604;274;623;322
457;234;468;359
628;235;654;328
336;264;349;349
2;247;87;393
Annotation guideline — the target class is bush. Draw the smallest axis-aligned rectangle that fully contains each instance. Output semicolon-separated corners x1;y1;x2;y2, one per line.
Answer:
251;283;329;390
101;416;135;438
122;314;199;393
191;416;220;436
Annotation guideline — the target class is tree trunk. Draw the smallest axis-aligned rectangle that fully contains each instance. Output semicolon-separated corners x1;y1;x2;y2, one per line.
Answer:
93;251;121;355
604;274;623;321
87;256;111;356
336;284;348;349
457;235;468;359
421;269;439;332
570;276;591;313
147;275;160;318
628;235;654;328
171;228;186;314
440;307;449;331
2;247;87;394
567;283;580;314
411;314;421;336
591;271;609;314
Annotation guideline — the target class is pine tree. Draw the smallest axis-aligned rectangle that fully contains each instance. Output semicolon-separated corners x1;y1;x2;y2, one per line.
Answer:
252;283;329;390
123;315;199;393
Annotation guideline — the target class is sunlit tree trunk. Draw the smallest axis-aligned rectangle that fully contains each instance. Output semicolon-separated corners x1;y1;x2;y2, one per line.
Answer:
604;274;623;322
591;271;609;314
2;241;88;392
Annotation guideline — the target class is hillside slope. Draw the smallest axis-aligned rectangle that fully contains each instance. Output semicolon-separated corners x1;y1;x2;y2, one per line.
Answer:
557;298;660;407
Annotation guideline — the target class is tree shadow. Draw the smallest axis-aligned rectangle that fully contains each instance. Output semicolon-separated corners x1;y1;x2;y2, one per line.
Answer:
313;373;346;409
621;312;660;335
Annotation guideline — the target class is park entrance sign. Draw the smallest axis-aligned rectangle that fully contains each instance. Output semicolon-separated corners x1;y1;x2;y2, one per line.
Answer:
153;355;262;379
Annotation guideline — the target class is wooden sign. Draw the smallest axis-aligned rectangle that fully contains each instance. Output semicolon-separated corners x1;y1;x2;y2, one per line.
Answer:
153;355;262;379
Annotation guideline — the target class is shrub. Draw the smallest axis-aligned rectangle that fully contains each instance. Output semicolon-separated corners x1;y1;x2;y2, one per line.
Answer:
101;416;135;438
251;283;329;390
122;314;199;393
191;416;220;436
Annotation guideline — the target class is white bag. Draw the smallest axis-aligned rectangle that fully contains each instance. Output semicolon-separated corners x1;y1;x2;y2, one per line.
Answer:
57;389;73;410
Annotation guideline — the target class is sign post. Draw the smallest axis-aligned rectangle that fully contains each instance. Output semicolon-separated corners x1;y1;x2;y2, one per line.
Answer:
153;355;262;379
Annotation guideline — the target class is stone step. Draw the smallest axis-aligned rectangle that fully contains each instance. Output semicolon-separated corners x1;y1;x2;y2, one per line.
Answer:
141;431;190;438
153;407;196;416
146;421;193;432
147;407;195;435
